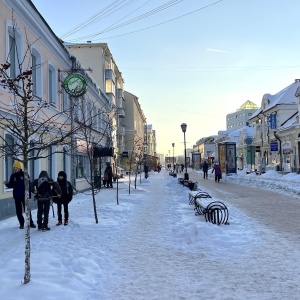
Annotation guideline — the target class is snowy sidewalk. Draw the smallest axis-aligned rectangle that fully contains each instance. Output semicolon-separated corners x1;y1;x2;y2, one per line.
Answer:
0;169;300;299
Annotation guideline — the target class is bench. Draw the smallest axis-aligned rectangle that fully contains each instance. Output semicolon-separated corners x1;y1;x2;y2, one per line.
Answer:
169;171;177;178
195;199;229;225
188;190;211;205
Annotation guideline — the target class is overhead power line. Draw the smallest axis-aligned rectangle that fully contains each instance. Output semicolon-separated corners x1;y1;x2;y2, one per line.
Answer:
62;0;183;39
66;0;223;43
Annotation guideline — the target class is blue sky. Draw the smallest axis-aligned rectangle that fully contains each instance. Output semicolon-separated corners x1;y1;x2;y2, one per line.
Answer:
31;0;300;156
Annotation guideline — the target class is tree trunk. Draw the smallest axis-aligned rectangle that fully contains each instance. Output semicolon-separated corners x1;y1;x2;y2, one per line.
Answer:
92;188;98;224
23;171;31;284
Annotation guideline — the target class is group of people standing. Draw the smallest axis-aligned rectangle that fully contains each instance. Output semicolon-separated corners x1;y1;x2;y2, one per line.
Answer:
4;161;73;231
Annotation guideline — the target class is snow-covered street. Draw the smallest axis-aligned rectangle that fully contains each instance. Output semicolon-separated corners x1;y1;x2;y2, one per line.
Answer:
1;168;300;300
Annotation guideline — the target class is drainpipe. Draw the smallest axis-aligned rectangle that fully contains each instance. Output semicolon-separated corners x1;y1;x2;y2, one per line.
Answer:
274;131;283;174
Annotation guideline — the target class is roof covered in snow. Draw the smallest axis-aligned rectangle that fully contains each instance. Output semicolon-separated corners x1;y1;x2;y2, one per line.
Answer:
264;79;300;112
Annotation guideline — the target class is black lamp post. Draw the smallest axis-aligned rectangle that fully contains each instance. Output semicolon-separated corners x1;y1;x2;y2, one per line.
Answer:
181;123;189;180
172;143;175;169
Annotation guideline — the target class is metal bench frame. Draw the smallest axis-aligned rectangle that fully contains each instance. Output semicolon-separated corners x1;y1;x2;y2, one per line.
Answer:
195;199;229;225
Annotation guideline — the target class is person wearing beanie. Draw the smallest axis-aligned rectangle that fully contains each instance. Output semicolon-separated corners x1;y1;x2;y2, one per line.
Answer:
31;170;61;231
3;161;36;229
55;171;73;226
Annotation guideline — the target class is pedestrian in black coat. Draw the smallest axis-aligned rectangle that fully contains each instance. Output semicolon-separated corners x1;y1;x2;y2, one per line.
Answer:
55;171;73;226
105;163;113;188
4;161;36;229
202;160;209;179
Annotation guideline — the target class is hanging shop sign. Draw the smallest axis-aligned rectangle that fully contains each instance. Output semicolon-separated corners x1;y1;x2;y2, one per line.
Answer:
63;73;87;97
268;114;277;129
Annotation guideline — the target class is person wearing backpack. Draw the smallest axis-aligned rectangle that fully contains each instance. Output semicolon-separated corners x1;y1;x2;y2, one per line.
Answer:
55;171;73;226
3;161;36;229
31;170;61;231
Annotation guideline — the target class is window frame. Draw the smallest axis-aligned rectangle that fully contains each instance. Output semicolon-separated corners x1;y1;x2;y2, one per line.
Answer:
48;62;57;105
31;46;43;98
4;133;15;184
6;20;24;79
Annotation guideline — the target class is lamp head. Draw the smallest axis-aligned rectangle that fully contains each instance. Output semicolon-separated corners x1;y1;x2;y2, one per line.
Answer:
181;123;187;133
172;143;175;147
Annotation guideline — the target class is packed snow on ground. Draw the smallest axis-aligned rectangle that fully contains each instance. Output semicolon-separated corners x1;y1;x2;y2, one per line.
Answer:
0;169;300;300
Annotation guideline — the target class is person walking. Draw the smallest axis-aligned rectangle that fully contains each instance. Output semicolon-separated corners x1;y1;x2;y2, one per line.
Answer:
55;171;73;226
212;162;222;182
144;164;149;179
4;161;36;229
105;163;113;188
202;160;209;179
31;170;61;231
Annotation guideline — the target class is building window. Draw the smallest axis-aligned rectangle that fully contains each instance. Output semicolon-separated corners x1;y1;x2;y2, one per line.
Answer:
74;98;79;121
6;21;23;79
76;155;90;180
82;98;87;122
98;109;102;131
87;101;92;125
48;63;57;104
4;134;14;182
62;85;69;112
105;79;115;95
93;107;97;129
76;155;84;178
31;46;42;98
8;35;16;78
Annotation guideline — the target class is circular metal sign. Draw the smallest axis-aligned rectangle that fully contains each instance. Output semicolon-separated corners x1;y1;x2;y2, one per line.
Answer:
63;73;87;97
244;136;253;145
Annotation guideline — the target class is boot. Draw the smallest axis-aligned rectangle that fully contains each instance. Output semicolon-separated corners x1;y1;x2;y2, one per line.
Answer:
64;219;68;226
56;221;62;226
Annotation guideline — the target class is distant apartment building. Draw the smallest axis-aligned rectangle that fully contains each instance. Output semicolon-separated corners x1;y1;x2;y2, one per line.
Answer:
120;91;146;171
226;100;258;130
146;124;157;156
65;42;126;167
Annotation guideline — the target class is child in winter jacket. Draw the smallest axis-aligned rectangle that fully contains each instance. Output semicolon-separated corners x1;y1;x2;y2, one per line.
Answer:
55;171;73;226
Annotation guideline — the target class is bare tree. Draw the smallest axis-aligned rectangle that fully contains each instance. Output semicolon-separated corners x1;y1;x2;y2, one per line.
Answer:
127;136;144;194
0;19;76;284
74;97;113;223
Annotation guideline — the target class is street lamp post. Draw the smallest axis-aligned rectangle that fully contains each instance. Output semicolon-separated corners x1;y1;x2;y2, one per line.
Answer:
181;123;189;180
172;143;175;168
